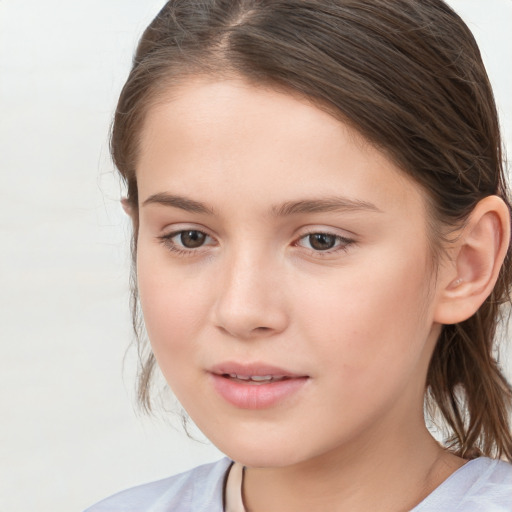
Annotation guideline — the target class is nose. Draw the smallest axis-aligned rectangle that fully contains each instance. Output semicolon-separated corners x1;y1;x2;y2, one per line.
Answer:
212;250;289;340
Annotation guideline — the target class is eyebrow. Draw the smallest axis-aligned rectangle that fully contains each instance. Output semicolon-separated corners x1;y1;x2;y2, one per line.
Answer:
142;192;381;216
270;197;382;216
142;193;215;215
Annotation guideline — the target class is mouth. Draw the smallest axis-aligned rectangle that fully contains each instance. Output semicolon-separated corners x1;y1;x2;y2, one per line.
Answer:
220;373;294;384
210;361;308;381
209;362;309;409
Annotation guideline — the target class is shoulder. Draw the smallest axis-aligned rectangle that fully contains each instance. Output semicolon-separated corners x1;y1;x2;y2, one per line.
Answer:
83;457;233;512
413;457;512;512
458;458;512;511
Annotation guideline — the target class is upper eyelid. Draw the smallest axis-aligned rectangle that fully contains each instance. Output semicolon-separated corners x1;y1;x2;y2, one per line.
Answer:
164;229;216;244
157;229;216;255
297;231;353;241
157;229;356;255
166;227;210;236
158;231;353;259
160;224;356;239
158;225;356;244
295;232;355;248
161;224;215;237
295;225;357;240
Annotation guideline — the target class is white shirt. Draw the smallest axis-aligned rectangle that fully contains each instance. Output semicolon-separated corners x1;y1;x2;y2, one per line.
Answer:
84;456;512;511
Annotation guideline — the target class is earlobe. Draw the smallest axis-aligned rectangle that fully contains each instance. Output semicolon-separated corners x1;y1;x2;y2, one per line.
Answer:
434;195;511;325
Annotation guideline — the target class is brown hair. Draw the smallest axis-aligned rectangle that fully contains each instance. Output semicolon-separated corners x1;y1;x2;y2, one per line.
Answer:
111;0;512;460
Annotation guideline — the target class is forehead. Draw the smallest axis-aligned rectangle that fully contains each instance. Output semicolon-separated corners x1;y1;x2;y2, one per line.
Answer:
136;76;427;220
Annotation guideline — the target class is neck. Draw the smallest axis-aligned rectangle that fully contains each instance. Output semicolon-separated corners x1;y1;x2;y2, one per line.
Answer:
242;416;465;512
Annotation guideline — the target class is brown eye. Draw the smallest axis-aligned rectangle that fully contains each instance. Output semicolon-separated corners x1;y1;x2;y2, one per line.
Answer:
159;229;215;255
180;230;207;248
308;233;337;251
296;231;354;254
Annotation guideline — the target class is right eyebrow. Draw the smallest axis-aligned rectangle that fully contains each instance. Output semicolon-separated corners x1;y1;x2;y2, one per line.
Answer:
141;193;215;215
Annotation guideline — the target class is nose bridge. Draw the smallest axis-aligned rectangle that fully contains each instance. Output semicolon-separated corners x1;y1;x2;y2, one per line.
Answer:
213;243;288;338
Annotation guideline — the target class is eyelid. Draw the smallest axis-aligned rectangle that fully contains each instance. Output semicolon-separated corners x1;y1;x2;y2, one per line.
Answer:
295;224;357;241
293;227;357;255
169;230;214;246
156;224;357;257
157;224;218;255
159;222;216;240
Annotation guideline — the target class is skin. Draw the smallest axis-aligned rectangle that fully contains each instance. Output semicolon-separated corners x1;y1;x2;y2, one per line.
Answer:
134;77;471;511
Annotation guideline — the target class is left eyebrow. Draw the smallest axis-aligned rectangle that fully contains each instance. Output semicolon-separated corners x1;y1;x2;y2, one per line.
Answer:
270;196;382;217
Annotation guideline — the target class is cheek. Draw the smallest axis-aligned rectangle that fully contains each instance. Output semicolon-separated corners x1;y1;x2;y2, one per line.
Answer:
294;246;434;376
289;255;436;431
136;250;211;374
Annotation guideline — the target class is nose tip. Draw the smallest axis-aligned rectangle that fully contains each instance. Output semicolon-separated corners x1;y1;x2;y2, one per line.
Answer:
215;301;288;340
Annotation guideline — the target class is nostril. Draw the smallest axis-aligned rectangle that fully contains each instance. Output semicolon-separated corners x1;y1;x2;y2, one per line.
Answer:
213;294;289;339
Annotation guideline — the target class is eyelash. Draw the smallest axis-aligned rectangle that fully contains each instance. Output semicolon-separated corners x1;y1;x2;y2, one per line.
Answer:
158;229;216;257
294;231;355;256
157;229;355;257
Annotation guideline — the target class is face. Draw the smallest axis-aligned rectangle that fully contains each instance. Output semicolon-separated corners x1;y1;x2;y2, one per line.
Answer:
135;77;446;468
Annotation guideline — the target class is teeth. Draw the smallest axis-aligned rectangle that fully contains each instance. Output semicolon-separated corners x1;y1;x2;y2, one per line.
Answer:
229;373;250;380
227;373;283;382
249;376;274;382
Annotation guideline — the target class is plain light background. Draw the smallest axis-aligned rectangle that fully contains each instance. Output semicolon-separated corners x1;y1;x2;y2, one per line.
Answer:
0;1;510;511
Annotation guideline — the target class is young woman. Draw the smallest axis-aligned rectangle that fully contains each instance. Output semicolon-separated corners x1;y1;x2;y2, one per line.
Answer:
86;0;512;510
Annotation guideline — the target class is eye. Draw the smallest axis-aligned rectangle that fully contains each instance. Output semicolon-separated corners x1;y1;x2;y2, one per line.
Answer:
177;230;207;248
296;232;354;252
304;233;337;251
158;229;215;254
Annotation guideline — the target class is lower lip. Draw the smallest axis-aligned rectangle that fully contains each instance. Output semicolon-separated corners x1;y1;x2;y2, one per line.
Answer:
210;374;309;409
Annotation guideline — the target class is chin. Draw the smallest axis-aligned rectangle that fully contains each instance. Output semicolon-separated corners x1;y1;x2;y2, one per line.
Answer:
214;437;312;469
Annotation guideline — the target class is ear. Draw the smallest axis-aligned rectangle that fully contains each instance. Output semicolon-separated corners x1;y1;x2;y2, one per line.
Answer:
121;197;134;217
434;195;510;325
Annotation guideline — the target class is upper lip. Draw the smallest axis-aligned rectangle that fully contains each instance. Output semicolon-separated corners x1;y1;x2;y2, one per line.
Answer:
210;361;308;378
